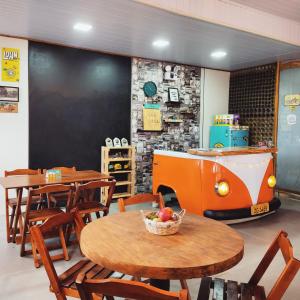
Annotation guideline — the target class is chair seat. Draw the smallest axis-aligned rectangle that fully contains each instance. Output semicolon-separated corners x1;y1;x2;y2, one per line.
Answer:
23;208;64;222
198;277;266;300
8;195;41;207
54;258;114;293
77;201;108;214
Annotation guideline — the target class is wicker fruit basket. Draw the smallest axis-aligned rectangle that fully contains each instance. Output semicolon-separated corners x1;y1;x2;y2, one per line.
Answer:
141;209;186;236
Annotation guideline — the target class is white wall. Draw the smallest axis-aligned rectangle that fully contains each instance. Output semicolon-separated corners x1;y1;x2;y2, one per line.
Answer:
0;36;28;216
199;68;230;148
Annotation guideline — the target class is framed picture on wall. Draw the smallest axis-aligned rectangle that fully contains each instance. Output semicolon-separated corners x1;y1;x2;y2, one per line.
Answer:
168;87;179;102
0;86;19;102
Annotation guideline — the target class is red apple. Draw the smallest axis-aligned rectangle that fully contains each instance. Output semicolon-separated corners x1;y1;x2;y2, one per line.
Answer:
158;208;172;222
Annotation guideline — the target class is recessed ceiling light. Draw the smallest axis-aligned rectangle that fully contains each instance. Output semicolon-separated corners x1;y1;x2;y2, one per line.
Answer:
73;23;92;32
210;50;227;59
152;39;170;48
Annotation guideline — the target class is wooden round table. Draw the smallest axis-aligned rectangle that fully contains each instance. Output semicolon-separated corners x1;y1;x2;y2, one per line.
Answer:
80;210;244;282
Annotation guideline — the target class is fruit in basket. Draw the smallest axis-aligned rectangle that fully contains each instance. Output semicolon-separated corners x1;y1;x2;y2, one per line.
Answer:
158;207;174;222
146;211;158;220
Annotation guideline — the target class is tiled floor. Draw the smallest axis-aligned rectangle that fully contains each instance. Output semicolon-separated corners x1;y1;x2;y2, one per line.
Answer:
0;196;299;299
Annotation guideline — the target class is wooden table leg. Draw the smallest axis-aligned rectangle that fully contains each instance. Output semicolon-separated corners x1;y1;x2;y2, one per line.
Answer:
149;279;170;291
5;188;10;243
12;187;23;243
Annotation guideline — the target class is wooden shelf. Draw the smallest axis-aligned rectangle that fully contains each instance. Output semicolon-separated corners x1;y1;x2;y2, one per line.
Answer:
164;119;183;123
101;146;136;203
137;129;163;133
112;192;132;199
108;157;132;161
109;170;132;174
165;101;182;106
116;181;132;186
105;146;132;149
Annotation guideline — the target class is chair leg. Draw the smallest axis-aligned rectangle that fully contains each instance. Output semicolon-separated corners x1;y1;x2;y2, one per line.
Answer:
18;213;24;239
31;234;40;268
59;227;69;261
20;221;28;257
13;188;23;243
8;205;16;242
95;211;101;219
5;197;11;243
180;279;191;300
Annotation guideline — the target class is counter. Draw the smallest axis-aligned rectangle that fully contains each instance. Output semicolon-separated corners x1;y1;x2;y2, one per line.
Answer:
152;147;280;223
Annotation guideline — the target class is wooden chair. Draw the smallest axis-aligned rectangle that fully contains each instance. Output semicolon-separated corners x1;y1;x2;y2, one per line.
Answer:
197;231;300;300
44;166;76;208
118;193;165;212
4;168;41;243
76;277;188;300
73;180;116;221
20;184;74;259
30;212;115;300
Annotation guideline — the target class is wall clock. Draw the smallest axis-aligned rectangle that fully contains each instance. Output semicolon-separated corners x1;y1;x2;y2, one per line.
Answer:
143;81;157;97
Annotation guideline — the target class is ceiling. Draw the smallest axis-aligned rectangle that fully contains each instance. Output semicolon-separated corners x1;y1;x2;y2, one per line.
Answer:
0;0;300;70
231;0;300;23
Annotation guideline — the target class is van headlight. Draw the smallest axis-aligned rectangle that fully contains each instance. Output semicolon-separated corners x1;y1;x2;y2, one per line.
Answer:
215;181;230;196
268;175;276;188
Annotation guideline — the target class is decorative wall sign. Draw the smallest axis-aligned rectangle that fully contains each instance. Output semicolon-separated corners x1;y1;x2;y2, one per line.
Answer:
0;86;19;102
143;108;162;131
1;48;20;82
113;137;121;147
284;94;300;106
0;102;18;113
131;58;200;193
168;87;179;102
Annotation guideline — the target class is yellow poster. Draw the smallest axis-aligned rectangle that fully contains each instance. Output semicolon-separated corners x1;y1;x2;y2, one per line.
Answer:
143;108;162;131
2;48;20;82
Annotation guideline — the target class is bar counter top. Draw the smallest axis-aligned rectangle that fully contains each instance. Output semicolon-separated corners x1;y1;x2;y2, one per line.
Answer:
187;146;277;157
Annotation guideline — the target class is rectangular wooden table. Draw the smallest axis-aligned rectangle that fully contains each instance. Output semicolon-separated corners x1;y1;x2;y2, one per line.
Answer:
0;170;112;243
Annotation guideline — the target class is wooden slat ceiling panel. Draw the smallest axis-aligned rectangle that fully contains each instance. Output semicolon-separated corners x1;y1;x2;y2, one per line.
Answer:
0;0;300;70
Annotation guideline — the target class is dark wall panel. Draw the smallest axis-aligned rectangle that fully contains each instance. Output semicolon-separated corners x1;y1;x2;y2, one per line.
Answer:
29;42;131;170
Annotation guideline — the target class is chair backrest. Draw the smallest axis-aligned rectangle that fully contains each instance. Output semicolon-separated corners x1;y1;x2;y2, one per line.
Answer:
43;166;76;175
30;212;75;300
25;184;75;215
248;230;300;300
73;180;116;210
118;193;165;212
5;168;41;177
76;277;188;300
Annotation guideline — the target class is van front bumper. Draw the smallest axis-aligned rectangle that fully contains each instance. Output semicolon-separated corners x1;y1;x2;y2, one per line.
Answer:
204;198;281;221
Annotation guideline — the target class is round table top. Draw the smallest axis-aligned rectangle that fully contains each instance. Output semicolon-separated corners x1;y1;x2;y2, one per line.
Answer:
80;210;244;280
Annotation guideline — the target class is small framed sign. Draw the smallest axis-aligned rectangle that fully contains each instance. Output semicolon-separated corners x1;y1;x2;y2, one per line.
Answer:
284;94;300;106
168;88;179;102
0;86;19;102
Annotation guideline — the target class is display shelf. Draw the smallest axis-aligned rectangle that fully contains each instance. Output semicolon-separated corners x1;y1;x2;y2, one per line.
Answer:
137;129;163;133
116;181;132;186
108;157;132;161
112;192;132;199
109;170;132;174
101;146;135;203
164;119;183;123
165;101;182;106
